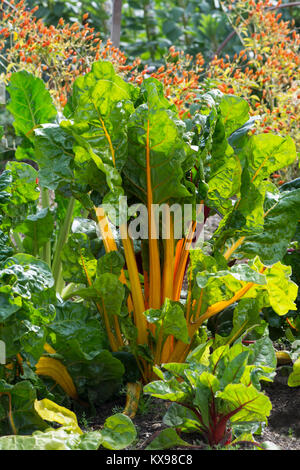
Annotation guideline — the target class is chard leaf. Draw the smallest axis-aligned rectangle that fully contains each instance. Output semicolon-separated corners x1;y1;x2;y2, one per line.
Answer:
219;351;249;389
144;299;189;344
219;95;250;138
163;402;201;432
247;336;277;371
97;251;125;276
0;428;104;450
0;380;47;435
146;428;192;450
0;286;22;321
288;358;300;387
144;377;188;402
242;134;297;186
264;262;298;316
34;398;82;434
2;254;54;298
15;208;54;254
34;124;75;190
5;161;39;205
162;299;190;343
61;232;97;284
217;383;272;423
100;413;137;450
94;273;125;317
123;79;192;207
7;71;56;140
238;187;300;265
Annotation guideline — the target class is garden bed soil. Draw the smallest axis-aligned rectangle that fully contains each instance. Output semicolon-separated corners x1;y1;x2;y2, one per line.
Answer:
88;371;300;451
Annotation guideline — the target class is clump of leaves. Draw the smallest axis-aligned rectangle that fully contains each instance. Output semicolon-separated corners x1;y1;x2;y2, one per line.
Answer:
144;337;276;449
0;398;136;450
207;0;300;179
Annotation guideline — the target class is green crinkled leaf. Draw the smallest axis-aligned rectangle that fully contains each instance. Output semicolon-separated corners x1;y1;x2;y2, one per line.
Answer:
146;428;192;450
219;350;249;389
97;251;125;276
163;402;201;433
219;95;250;139
5;161;39;206
242;134;297;186
264;262;298;316
0;427;104;450
144;299;189;344
0;285;22;321
61;61;139;207
15;208;54;254
7;71;57;140
123;79;192;206
94;272;125;317
61;232;97;284
34;124;75;190
0;170;12;205
48;301;109;361
2;254;54;299
100;413;137;450
247;336;276;371
217;383;272;423
0;380;47;435
144;377;188;402
239;187;300;265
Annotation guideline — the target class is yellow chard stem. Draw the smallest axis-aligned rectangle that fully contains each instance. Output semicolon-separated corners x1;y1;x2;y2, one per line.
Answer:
93;207;126;349
120;224;148;345
162;212;175;302
224;236;245;260
146;119;161;309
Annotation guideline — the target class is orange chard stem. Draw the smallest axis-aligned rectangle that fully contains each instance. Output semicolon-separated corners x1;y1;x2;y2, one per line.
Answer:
83;216;124;350
120;224;148;345
146;119;161;309
162;213;175;303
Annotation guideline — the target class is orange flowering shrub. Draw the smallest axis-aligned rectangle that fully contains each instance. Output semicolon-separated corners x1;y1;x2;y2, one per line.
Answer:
207;0;300;180
0;0;128;108
127;48;205;118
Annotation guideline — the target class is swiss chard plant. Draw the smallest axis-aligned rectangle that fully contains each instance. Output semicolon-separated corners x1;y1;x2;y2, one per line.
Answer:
144;338;276;448
1;61;299;412
0;397;136;450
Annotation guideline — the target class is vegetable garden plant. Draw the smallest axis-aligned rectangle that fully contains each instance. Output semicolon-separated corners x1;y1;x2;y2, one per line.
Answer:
0;60;299;447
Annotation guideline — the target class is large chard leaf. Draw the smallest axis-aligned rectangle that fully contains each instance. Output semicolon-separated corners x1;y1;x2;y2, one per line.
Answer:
213;133;297;251
0;380;47;435
218;95;250;139
45;302;125;405
34;124;75;190
15;208;54;255
242;134;297;186
7;71;57;140
123;79;192;206
217;383;272;423
61;232;97;284
61;61;139;207
238;184;300;265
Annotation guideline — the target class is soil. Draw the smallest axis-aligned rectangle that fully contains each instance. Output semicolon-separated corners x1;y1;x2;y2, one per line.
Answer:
88;369;300;451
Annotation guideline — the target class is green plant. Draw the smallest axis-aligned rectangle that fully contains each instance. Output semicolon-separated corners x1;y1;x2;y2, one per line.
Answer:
144;337;275;448
4;61;299;398
0;397;136;450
